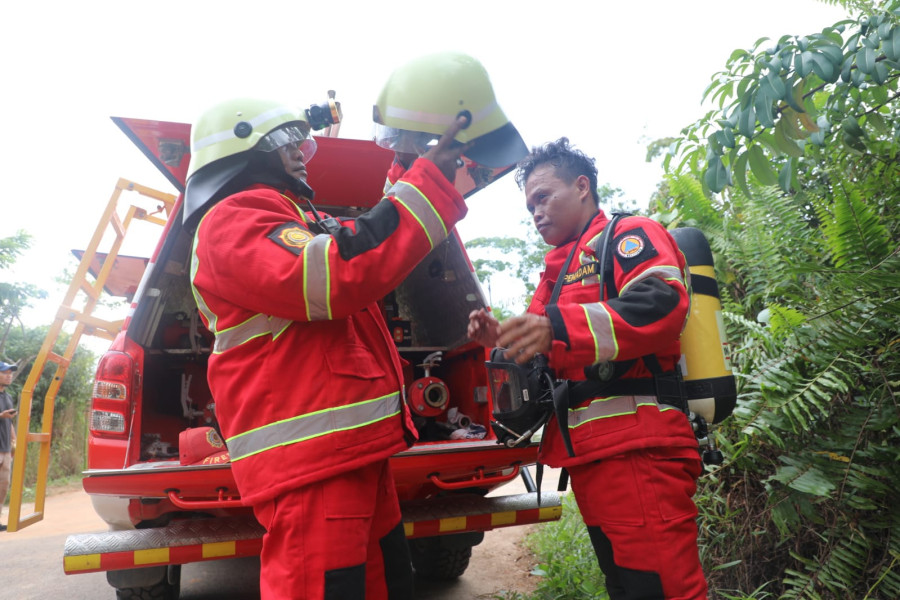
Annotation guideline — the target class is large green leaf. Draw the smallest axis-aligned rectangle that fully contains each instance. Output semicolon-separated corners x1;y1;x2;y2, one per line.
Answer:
871;61;889;84
738;105;757;138
774;118;805;157
748;145;778;186
884;26;900;61
732;149;752;197
755;94;776;128
766;70;786;99
778;157;795;193
856;46;876;73
704;155;729;193
816;43;844;66
840;116;864;137
810;52;838;82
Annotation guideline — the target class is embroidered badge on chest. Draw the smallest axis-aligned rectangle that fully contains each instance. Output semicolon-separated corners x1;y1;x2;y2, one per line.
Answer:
268;221;314;256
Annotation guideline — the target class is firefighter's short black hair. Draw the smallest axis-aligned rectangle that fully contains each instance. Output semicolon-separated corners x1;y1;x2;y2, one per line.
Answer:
514;137;599;205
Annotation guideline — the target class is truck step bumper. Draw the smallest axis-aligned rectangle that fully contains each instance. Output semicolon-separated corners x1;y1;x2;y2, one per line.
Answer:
64;491;562;575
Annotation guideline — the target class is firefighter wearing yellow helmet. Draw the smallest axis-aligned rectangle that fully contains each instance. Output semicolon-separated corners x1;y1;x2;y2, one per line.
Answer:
374;51;528;168
183;97;321;231
187;76;478;598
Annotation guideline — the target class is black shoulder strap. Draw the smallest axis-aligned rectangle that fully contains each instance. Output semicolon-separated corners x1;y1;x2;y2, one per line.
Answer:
598;212;631;300
551;213;627;458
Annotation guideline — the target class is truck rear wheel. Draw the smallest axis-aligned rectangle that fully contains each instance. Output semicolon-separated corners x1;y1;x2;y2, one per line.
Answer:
410;532;483;580
112;565;181;600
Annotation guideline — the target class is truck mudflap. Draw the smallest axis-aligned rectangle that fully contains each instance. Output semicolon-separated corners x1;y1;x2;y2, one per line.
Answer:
64;491;562;575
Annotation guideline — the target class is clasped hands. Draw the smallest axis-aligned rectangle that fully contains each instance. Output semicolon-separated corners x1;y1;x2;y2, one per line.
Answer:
467;308;553;365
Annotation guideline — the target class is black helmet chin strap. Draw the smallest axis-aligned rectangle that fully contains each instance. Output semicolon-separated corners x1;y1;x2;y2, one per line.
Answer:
290;177;342;236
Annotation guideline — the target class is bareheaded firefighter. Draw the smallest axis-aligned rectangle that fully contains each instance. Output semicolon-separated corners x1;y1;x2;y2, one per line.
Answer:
469;138;708;599
186;52;527;600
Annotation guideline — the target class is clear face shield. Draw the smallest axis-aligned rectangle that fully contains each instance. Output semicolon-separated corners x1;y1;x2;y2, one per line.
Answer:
373;123;465;157
256;124;318;163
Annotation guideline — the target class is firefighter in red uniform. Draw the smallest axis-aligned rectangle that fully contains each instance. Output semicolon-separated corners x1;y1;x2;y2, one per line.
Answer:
186;52;527;600
469;138;708;599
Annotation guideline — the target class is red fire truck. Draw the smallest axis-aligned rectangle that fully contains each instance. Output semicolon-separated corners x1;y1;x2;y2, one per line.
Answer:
7;110;561;599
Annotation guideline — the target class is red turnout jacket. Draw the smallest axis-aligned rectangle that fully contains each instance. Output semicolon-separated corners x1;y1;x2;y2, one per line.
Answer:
191;159;465;505
531;211;698;467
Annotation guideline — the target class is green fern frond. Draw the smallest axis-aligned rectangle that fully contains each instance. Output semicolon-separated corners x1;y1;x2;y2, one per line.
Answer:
817;181;892;269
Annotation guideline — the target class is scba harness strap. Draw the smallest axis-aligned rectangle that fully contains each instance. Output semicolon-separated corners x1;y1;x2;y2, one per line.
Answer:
551;213;689;458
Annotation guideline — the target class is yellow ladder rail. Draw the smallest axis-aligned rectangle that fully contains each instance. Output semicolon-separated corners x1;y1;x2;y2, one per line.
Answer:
7;178;175;532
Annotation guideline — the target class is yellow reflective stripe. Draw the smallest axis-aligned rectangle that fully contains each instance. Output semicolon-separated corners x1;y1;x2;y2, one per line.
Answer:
388;181;448;250
582;303;617;363
226;392;402;461
302;235;332;320
568;395;664;429
191;216;220;336
619;265;686;295
212;314;292;354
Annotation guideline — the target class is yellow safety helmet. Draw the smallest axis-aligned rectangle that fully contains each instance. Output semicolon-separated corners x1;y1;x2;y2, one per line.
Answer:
373;52;527;168
183;98;316;229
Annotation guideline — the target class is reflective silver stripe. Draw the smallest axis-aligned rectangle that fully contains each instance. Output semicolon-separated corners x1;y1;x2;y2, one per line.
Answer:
303;235;332;320
582;303;617;363
388;181;447;249
384;102;498;128
213;314;292;353
226;392;402;461
568;395;669;429
190;222;219;335
192;106;295;152
619;265;686;295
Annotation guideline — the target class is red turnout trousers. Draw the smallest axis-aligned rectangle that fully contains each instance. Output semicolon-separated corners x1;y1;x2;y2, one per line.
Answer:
567;446;708;600
251;460;413;600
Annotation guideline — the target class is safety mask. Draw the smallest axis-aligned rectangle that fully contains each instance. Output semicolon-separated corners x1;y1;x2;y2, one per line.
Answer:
486;348;555;448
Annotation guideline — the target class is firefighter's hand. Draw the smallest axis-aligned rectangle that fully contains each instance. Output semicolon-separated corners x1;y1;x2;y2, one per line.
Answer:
497;314;553;365
467;309;501;347
421;115;472;183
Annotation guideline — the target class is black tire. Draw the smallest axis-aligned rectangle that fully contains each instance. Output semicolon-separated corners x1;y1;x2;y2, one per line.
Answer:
114;565;181;600
410;536;473;581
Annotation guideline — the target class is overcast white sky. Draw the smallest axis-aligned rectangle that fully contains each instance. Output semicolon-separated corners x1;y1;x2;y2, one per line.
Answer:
2;0;849;330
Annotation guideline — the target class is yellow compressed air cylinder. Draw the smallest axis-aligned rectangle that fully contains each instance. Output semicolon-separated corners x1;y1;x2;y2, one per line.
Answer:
671;228;736;424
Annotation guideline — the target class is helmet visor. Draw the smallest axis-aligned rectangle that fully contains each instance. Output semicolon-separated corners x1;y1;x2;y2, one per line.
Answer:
374;124;441;156
256;125;317;163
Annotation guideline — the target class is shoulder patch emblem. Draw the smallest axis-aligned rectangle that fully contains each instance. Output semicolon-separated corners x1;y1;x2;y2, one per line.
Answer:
616;235;644;258
612;226;659;274
268;221;314;256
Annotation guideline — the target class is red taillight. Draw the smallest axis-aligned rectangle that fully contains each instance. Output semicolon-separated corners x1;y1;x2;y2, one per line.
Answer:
90;351;134;437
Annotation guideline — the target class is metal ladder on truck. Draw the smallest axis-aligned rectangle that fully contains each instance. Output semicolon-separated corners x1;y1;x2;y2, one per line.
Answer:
7;178;175;532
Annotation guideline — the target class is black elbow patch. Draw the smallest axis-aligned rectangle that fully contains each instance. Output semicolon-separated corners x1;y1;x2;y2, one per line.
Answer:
333;201;401;260
608;278;680;327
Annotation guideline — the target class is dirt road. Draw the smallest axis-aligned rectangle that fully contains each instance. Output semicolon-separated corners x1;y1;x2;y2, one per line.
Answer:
1;468;562;599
